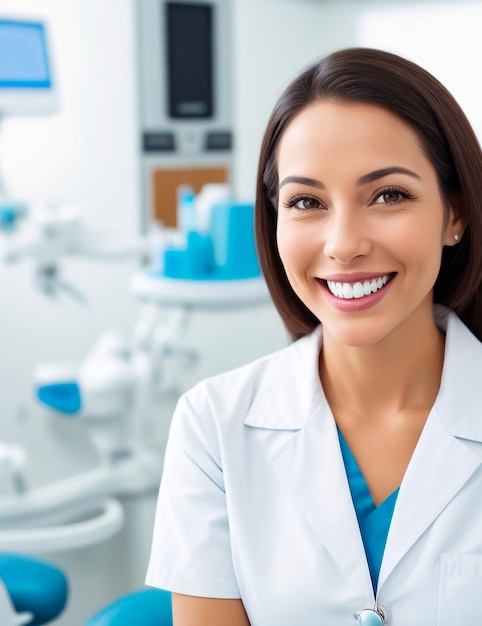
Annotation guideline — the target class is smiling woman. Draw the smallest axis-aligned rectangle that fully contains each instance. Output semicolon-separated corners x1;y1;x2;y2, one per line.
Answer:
258;50;482;343
146;48;482;626
275;101;458;345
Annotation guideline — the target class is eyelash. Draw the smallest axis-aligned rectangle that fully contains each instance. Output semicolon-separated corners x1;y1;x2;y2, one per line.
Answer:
283;194;323;211
373;186;416;205
283;186;416;211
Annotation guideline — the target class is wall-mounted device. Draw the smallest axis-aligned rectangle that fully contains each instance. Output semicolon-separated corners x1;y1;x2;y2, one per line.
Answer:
134;0;233;230
0;17;57;116
166;2;213;120
0;16;57;213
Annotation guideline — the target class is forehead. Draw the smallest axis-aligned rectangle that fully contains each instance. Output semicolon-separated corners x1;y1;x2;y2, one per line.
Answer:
277;101;429;178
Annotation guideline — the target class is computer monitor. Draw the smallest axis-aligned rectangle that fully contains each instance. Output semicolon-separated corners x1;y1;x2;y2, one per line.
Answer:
0;17;57;116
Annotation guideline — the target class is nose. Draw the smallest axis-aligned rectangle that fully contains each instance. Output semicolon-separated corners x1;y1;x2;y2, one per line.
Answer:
323;205;371;264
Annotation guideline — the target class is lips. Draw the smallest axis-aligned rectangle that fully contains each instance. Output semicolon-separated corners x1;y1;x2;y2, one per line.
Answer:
320;273;396;300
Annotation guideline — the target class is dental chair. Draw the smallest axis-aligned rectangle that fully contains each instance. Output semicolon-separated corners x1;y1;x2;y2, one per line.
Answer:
84;588;172;626
0;553;68;625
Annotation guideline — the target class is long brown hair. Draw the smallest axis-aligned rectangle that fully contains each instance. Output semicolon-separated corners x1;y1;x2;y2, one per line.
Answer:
255;47;482;341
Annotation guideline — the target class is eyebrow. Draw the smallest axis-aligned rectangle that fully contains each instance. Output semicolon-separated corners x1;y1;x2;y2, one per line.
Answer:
278;167;422;191
278;175;325;190
357;167;422;186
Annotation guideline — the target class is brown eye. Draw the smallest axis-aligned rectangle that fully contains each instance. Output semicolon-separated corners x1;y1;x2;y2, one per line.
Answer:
290;196;322;210
373;187;412;206
381;191;402;204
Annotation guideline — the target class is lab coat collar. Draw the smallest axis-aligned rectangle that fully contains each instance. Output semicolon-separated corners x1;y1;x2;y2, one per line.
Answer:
377;305;482;590
244;305;482;442
433;304;482;442
244;324;373;598
243;306;482;597
243;324;324;430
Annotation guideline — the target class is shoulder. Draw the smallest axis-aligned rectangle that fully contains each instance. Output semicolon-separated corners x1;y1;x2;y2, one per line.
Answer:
185;325;322;412
436;308;482;441
171;325;323;439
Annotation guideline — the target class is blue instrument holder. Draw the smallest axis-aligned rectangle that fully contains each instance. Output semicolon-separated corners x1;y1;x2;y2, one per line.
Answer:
36;381;82;415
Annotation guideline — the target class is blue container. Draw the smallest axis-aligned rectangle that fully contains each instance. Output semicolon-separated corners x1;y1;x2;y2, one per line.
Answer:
163;232;214;279
209;201;261;279
159;200;261;280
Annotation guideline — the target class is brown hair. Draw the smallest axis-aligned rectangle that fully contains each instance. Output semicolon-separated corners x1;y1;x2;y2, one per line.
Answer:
255;47;482;341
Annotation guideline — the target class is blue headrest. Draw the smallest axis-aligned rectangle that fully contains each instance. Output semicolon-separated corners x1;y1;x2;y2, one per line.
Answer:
84;588;172;626
0;552;68;625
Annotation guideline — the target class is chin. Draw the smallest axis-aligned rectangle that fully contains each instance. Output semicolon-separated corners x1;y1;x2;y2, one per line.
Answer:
321;320;395;349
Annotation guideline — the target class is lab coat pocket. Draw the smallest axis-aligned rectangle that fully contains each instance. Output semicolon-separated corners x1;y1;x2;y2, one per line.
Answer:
438;553;482;626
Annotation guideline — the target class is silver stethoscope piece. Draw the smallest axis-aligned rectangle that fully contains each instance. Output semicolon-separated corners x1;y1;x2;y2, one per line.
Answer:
355;606;388;625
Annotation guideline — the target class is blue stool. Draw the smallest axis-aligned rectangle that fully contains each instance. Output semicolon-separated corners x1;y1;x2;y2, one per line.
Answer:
0;553;68;625
84;588;172;626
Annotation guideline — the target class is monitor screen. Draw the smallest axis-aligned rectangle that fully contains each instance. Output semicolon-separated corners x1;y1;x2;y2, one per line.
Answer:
0;18;56;115
166;2;213;119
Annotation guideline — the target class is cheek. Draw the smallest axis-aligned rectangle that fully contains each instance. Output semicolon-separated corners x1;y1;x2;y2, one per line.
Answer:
276;222;309;275
386;213;445;278
375;203;444;248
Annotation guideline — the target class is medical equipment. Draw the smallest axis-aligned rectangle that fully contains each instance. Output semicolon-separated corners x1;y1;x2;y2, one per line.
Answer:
0;9;260;563
135;0;233;232
0;18;57;116
0;219;155;621
0;202;148;299
0;185;268;626
136;0;232;152
0;578;33;626
0;425;126;555
85;588;171;626
0;176;267;521
0;17;73;625
0;553;68;626
0;442;27;493
0;208;156;553
0;17;57;218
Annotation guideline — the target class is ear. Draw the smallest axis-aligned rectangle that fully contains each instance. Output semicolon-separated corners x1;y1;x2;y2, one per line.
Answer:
443;194;467;246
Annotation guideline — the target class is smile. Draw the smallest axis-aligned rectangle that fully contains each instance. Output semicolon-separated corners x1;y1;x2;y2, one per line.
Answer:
325;274;393;299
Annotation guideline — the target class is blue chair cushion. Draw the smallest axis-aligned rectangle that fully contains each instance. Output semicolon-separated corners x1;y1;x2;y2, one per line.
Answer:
0;552;68;625
84;588;172;626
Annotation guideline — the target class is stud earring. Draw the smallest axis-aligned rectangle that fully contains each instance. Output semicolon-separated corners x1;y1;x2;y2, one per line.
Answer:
454;234;460;241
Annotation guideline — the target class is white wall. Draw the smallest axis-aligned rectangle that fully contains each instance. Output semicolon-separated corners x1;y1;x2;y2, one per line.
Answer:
0;0;481;623
231;0;375;200
357;1;482;139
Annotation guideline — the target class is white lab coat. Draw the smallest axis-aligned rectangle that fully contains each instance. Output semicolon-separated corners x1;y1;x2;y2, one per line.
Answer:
146;306;482;625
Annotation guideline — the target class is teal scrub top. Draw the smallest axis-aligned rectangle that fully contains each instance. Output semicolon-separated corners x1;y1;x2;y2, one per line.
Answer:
337;429;399;591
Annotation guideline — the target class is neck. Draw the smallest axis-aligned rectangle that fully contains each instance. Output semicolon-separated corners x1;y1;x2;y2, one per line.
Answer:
320;305;445;422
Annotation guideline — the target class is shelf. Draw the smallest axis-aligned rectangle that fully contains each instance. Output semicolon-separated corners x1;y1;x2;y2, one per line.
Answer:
131;272;270;310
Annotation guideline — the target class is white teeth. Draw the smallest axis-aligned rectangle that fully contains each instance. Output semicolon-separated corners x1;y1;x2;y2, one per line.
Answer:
342;283;353;298
326;274;390;299
352;283;365;299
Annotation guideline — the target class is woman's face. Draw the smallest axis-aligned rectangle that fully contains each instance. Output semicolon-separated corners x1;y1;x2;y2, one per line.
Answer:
276;101;460;348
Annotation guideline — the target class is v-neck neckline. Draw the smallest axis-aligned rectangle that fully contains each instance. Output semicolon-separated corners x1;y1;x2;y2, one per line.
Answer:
337;427;400;591
337;428;399;510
